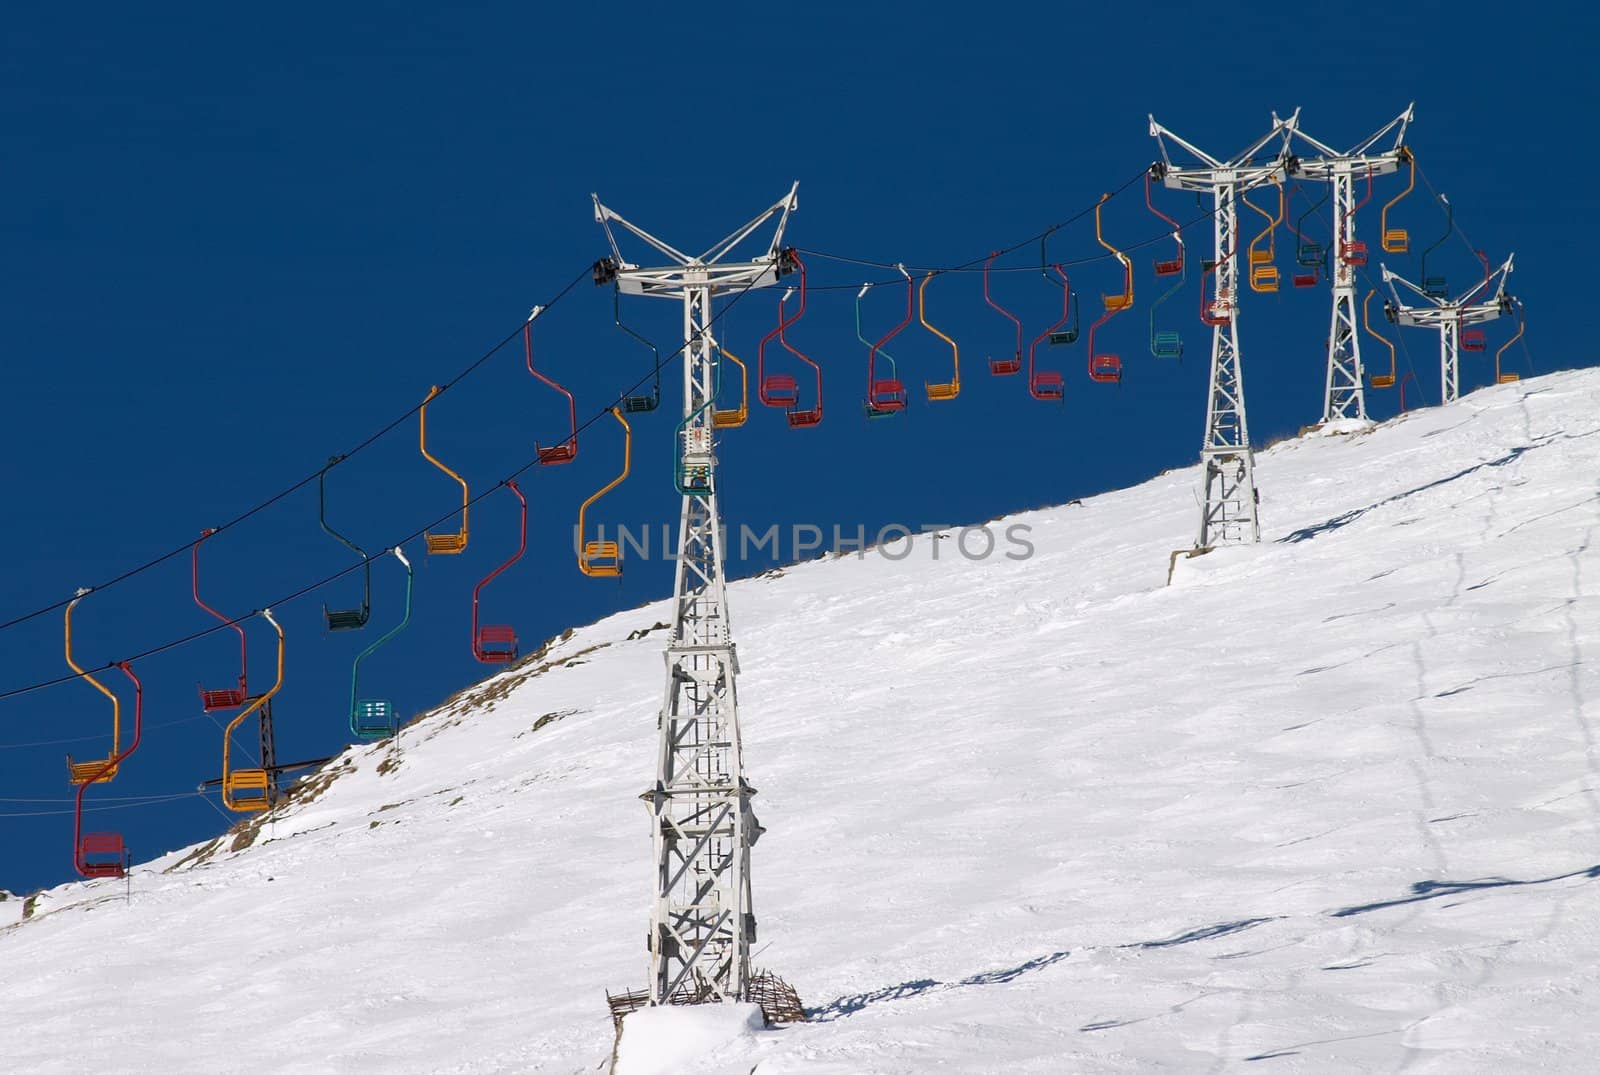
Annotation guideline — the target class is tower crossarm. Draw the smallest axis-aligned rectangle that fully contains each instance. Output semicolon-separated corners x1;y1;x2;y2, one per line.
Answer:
594;184;799;274
1149;109;1299;193
1459;252;1515;308
1286;103;1413;172
1382;262;1443;312
593;185;799;299
1382;255;1514;328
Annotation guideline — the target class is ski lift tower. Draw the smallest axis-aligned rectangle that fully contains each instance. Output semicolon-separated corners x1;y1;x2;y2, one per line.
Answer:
1283;104;1414;424
1149;111;1298;549
1382;253;1515;403
592;184;798;1009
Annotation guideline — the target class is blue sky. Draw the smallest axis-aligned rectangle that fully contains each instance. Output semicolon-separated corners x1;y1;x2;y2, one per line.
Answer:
2;2;1594;893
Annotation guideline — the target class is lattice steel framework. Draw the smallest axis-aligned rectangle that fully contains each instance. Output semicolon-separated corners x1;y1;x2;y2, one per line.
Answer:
1149;112;1298;548
1383;254;1515;404
593;184;798;1005
1284;105;1414;423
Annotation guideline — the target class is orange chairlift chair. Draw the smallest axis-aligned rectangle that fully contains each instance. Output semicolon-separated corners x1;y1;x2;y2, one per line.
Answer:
64;589;120;785
918;272;960;401
472;481;527;663
193;527;249;712
1363;289;1400;389
1243;179;1283;293
419;385;469;554
1494;300;1525;384
1381;147;1415;254
72;660;143;879
712;342;749;429
221;608;284;814
1087;194;1132;384
578;408;631;578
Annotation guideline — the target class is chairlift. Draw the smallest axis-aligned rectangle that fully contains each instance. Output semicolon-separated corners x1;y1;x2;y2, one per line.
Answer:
419;386;469;554
982;252;1023;375
350;548;413;741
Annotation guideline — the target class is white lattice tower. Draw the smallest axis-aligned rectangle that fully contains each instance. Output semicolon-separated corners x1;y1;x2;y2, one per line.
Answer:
1149;111;1298;549
592;184;798;1006
1283;105;1414;423
1382;254;1515;404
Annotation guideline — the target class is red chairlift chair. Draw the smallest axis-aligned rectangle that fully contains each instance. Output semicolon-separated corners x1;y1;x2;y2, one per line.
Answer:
471;481;527;664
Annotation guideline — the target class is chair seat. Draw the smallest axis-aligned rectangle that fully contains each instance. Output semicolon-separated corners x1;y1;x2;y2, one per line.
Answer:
226;768;271;812
925;381;959;401
712;408;747;429
677;463;712;493
1496;373;1521;384
1103;295;1132;312
1031;372;1064;400
1342;241;1369;265
1154;258;1182;276
1369;374;1396;388
1382;228;1409;254
583;542;621;578
1252;266;1280;292
1249;249;1273;265
200;686;247;712
537;442;576;465
228;769;270;792
1293;273;1318;288
1090;355;1122;384
78;832;126;878
475;626;518;663
787;408;822;428
325;606;369;631
1048;329;1078;346
989;355;1022;375
68;756;119;785
761;375;798;407
623;393;659;414
869;380;906;410
425;532;467;555
1153;332;1182;359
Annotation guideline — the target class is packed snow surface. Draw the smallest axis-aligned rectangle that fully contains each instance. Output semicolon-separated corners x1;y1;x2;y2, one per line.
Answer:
7;371;1600;1073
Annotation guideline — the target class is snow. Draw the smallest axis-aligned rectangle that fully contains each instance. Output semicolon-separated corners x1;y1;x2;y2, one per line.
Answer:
6;372;1600;1072
613;1004;765;1075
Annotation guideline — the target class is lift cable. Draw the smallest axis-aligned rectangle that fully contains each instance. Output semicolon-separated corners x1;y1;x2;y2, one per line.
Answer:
0;263;778;708
0;262;595;638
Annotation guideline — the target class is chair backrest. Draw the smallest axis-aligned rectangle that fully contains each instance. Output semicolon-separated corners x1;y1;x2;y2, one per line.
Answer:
353;699;395;739
477;625;517;647
80;832;124;855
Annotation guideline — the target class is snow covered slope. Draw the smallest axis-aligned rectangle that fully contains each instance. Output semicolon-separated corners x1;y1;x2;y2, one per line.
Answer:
7;372;1600;1074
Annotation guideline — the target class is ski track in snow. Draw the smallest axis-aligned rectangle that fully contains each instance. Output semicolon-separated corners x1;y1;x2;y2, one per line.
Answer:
7;372;1600;1073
